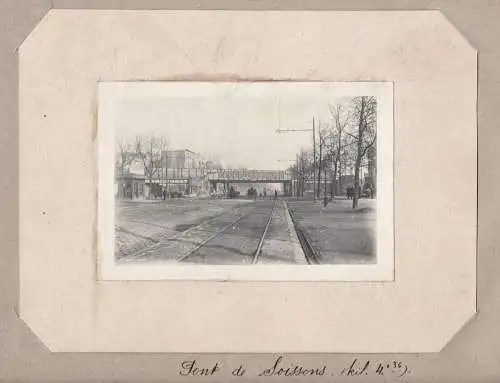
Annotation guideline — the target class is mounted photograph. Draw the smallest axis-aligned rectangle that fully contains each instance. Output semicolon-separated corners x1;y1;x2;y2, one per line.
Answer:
97;81;393;281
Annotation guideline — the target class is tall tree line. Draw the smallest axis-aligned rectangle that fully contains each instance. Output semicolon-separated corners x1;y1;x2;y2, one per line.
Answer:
288;96;377;208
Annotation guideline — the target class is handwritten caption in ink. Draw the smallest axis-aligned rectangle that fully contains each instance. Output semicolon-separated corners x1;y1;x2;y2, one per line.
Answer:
178;356;412;379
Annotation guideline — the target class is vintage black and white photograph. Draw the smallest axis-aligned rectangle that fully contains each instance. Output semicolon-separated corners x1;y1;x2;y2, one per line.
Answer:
98;82;393;281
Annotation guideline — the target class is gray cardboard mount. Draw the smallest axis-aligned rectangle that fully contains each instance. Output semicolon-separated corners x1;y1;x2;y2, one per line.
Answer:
0;0;498;382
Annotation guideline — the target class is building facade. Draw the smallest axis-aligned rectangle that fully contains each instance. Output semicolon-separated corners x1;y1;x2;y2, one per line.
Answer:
161;149;204;169
158;149;210;195
115;169;148;200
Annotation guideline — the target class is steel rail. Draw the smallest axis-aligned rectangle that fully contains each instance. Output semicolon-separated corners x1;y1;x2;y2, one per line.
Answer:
126;205;252;260
252;199;278;264
287;208;321;265
177;207;256;262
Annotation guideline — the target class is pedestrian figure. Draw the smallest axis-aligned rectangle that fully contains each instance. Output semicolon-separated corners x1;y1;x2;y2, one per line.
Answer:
163;189;167;200
275;190;278;199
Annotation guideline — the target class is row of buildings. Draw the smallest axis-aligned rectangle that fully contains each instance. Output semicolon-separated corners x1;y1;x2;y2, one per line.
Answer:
116;147;377;200
116;149;220;200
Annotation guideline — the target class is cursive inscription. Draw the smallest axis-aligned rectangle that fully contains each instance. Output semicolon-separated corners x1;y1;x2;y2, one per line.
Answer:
177;357;412;379
340;358;411;378
258;356;327;377
179;360;221;376
340;358;371;377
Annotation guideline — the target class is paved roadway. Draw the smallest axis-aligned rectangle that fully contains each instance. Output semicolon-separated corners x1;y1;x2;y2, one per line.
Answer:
116;197;375;265
179;200;277;264
115;199;254;259
287;198;376;264
117;198;306;265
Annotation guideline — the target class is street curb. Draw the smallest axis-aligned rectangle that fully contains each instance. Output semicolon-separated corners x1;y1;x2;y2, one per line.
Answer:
283;201;308;265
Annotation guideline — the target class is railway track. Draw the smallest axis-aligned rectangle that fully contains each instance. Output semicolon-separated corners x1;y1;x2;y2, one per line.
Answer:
252;199;278;264
124;199;319;265
287;208;321;264
125;204;255;260
179;199;279;264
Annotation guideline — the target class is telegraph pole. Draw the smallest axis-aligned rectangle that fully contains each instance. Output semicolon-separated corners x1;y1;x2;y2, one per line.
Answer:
275;117;317;202
296;153;299;198
312;117;316;202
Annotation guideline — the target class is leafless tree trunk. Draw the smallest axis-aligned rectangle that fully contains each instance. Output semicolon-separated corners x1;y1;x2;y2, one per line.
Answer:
340;145;354;197
323;159;328;201
353;108;364;209
328;103;348;201
350;96;377;209
116;140;132;199
331;157;338;201
135;134;169;199
338;164;342;196
317;127;323;200
300;150;305;197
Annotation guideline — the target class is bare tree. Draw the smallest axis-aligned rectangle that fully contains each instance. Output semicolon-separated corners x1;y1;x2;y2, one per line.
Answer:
134;134;169;199
316;122;329;201
327;103;350;201
299;149;310;197
298;150;304;197
316;122;322;199
323;142;333;201
293;98;375;205
348;96;377;208
288;162;300;197
116;139;133;198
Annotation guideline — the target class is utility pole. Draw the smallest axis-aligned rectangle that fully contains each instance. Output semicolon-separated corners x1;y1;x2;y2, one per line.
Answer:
122;156;126;199
312;117;316;202
324;159;328;206
317;121;322;200
275;118;317;202
295;153;298;198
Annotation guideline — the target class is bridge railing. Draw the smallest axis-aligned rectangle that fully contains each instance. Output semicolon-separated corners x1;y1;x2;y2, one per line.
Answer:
205;169;292;181
143;168;293;181
156;168;209;179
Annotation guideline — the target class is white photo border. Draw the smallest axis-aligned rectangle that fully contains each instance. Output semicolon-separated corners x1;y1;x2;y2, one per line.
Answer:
97;81;394;281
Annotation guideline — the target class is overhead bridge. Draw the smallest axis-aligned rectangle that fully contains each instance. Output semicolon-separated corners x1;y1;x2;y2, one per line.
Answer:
206;169;292;183
156;168;292;182
153;168;294;195
206;169;293;196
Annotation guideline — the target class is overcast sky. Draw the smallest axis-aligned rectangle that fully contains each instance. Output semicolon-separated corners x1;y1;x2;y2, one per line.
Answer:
114;87;352;170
